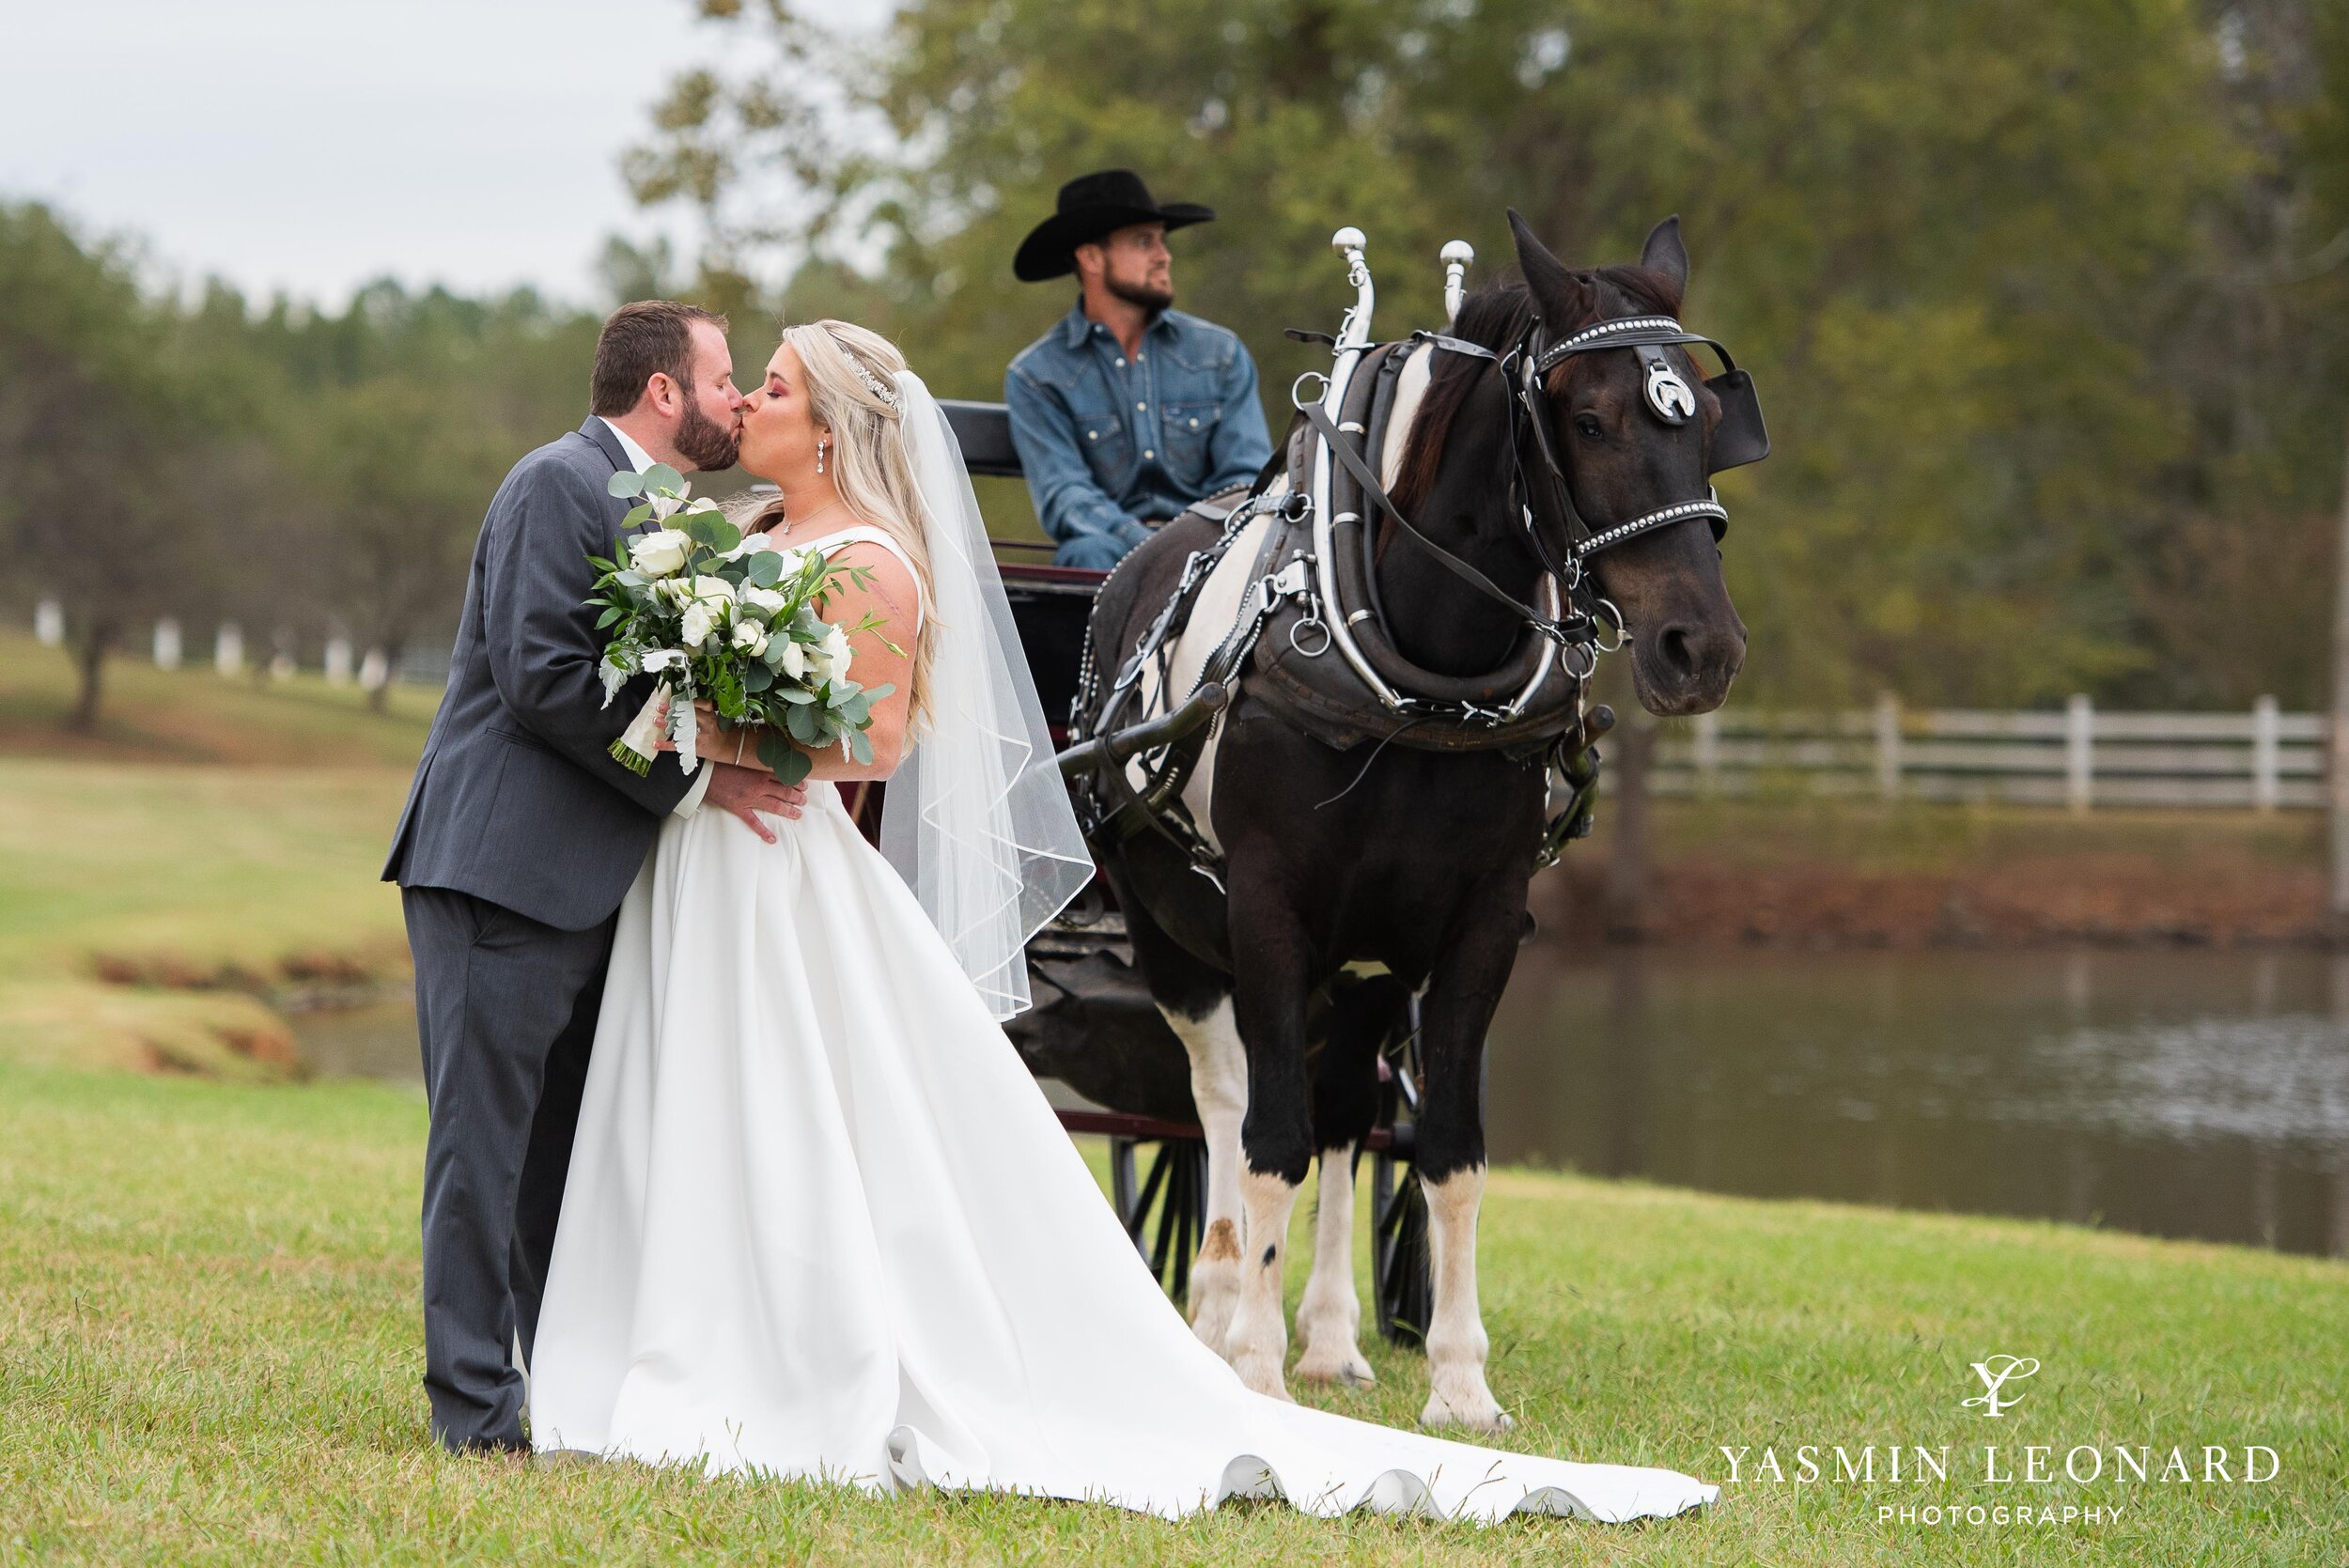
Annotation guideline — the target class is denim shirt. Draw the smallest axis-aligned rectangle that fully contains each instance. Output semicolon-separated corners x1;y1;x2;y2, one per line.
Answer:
1005;303;1273;565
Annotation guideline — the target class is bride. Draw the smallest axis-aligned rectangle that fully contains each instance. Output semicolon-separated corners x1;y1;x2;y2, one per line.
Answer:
528;319;1718;1525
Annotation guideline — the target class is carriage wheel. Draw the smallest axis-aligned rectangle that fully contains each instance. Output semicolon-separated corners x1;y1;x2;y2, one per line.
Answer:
1371;1137;1432;1347
1371;997;1434;1347
1109;1135;1208;1305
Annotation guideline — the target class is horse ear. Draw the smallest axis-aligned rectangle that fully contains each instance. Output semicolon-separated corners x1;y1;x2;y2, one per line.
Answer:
1508;209;1587;323
1641;215;1688;291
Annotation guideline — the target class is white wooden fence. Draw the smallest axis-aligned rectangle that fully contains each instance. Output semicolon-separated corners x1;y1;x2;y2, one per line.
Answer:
1647;695;2326;812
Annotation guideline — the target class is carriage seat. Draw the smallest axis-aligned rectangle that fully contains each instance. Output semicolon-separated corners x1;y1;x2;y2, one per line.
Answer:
942;399;1024;479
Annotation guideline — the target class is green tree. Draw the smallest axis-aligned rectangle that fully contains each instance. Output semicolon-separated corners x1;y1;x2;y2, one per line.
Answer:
0;204;233;730
289;378;505;710
631;0;2294;709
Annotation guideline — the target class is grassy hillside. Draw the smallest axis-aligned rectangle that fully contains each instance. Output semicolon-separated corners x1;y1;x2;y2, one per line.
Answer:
0;628;437;767
1;1061;2337;1564
0;629;426;1075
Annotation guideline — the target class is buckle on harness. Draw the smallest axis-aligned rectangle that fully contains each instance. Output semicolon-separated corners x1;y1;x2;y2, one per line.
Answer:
1264;556;1315;603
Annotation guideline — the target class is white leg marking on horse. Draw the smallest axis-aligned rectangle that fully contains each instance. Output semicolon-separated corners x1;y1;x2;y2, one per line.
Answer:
1159;997;1246;1351
1293;1142;1375;1387
1226;1165;1302;1400
1420;1164;1510;1430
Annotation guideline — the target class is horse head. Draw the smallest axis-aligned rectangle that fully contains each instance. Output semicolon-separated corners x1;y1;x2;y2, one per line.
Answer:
1510;211;1748;716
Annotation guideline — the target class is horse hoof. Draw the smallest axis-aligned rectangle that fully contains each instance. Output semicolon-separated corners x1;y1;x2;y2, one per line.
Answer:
1190;1296;1237;1353
1294;1349;1377;1389
1420;1395;1512;1432
1233;1354;1295;1404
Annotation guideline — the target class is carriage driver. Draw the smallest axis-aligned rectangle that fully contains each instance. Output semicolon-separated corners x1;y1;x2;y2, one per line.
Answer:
1005;170;1273;569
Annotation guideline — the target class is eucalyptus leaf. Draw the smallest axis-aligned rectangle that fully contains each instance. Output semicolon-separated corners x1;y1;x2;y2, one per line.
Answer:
643;463;685;495
608;470;646;498
742;664;773;692
775;688;817;705
848;729;874;767
786;701;824;745
624;504;655;528
745;551;784;588
758;732;811;786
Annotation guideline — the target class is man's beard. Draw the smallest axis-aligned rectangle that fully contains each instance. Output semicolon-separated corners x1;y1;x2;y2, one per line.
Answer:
1106;272;1174;312
674;401;742;472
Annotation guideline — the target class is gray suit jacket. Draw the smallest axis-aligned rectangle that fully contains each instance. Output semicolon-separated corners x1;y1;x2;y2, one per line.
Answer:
383;417;694;930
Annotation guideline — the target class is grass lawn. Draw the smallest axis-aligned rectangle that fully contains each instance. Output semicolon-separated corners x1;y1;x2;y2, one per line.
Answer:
0;629;425;1077
1;1060;2340;1565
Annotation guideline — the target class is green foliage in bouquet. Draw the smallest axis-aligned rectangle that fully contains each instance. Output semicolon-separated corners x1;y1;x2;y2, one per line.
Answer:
587;464;899;787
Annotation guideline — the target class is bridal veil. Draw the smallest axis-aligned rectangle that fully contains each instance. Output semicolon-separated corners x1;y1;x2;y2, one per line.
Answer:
879;370;1095;1019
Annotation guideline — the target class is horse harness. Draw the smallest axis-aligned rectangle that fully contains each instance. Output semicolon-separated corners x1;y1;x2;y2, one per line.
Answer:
1070;306;1769;916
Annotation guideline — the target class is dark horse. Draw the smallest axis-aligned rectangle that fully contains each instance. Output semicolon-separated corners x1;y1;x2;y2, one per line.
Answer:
1083;213;1746;1426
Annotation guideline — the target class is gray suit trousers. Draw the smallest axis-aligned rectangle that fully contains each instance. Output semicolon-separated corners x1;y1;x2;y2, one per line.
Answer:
403;884;616;1452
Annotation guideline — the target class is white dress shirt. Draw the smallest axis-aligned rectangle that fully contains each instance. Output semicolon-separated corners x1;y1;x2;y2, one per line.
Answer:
599;417;714;819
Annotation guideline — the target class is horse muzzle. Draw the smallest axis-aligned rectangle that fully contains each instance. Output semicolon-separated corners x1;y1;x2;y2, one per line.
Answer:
1628;612;1745;717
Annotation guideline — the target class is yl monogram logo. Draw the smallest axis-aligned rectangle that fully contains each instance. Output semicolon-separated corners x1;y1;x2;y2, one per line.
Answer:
1963;1355;2040;1418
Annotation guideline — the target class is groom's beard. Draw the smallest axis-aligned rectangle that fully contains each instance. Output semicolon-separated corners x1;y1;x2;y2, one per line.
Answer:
674;403;743;473
1106;273;1174;313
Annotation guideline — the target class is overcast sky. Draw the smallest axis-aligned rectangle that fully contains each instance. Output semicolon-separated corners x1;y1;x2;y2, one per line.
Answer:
2;0;879;308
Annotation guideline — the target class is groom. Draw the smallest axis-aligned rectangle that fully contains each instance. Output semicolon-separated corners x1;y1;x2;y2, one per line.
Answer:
382;300;806;1454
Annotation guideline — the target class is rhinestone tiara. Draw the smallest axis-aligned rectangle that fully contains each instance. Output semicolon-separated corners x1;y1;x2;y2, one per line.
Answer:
830;333;899;411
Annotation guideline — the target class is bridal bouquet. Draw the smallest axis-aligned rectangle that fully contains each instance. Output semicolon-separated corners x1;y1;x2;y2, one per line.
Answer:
589;464;897;786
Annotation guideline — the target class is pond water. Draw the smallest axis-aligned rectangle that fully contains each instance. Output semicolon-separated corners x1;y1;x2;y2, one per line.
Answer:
294;945;2349;1258
1487;945;2349;1258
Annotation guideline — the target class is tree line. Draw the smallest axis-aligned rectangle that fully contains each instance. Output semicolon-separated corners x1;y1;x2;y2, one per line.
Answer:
634;0;2349;712
7;0;2346;730
0;202;616;727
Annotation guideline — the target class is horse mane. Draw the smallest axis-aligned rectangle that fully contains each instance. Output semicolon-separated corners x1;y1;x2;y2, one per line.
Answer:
1387;264;1685;517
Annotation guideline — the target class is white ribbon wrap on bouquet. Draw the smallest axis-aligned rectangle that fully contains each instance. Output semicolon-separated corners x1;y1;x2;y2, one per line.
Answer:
611;667;699;777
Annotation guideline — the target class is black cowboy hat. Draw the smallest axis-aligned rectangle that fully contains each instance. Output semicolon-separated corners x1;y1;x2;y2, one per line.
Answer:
1012;169;1216;283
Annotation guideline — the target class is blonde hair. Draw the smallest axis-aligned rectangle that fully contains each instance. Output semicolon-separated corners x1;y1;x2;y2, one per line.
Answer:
743;319;937;728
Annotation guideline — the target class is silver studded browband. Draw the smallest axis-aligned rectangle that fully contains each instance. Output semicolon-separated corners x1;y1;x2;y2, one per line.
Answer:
1553;315;1686;350
1574;490;1728;557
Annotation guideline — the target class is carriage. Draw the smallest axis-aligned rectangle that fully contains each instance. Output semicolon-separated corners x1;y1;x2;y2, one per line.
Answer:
896;396;1440;1348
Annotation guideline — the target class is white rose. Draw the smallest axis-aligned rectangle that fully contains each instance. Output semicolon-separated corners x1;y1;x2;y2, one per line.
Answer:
776;548;808;577
692;575;737;603
777;640;808;680
820;624;854;678
681;602;718;650
641;648;687;673
741;586;788;618
731;621;769;659
646;483;699;520
629;529;691;578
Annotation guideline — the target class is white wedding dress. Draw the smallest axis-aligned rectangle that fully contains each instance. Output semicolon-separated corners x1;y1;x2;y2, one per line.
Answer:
530;524;1715;1526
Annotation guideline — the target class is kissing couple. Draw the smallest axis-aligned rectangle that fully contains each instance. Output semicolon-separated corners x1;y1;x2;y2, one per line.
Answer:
381;301;1715;1524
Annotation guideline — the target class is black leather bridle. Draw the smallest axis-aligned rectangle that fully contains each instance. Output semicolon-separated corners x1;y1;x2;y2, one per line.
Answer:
1377;309;1770;644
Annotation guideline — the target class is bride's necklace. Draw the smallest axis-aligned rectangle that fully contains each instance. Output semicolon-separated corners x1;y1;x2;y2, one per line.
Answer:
776;497;846;539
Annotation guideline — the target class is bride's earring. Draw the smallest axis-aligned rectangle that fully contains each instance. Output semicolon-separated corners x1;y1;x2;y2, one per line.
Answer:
816;437;828;476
